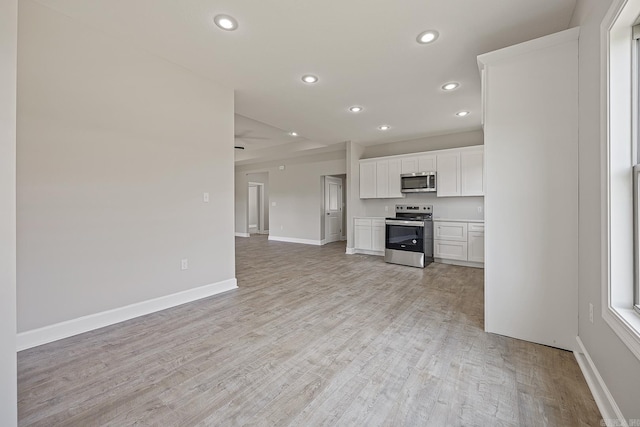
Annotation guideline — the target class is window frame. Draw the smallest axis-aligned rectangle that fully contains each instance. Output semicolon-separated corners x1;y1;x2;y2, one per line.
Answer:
635;24;640;314
603;0;640;361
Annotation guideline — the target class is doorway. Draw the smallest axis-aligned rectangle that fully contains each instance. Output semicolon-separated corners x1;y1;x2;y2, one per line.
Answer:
248;182;265;235
323;175;345;244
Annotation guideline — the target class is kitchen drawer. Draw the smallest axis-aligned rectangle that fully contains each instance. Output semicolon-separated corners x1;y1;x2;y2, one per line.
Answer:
354;218;372;227
372;219;386;228
434;222;468;241
434;240;468;261
469;223;485;233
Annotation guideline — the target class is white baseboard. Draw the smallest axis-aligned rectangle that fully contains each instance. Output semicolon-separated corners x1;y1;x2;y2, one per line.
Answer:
574;336;626;426
17;278;238;351
345;247;356;255
235;232;250;237
259;230;269;235
268;236;322;246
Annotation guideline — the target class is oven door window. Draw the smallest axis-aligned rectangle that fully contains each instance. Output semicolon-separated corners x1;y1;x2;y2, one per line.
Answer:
386;224;424;253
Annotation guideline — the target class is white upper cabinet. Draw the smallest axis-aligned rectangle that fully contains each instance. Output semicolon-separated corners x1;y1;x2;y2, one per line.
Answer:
387;159;403;198
401;155;436;174
359;162;376;198
376;160;389;198
360;159;403;199
401;157;418;174
436;151;461;197
418;155;436;172
360;147;482;199
461;148;484;196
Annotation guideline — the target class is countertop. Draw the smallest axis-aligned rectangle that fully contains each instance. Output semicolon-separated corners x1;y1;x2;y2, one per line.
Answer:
433;218;484;223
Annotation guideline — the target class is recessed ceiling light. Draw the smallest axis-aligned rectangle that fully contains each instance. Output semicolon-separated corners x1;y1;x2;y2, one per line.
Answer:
378;125;391;131
349;106;363;113
302;75;318;84
214;14;238;31
417;30;439;44
442;82;460;91
456;111;470;117
289;131;298;137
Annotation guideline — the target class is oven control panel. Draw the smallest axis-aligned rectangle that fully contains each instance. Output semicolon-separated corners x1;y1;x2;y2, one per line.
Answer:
394;204;433;220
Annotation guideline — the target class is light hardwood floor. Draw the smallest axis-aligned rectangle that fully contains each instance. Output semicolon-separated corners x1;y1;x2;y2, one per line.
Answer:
18;235;601;426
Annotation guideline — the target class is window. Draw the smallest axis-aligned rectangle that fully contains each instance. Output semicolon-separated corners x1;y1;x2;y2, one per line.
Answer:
604;0;640;360
635;24;640;313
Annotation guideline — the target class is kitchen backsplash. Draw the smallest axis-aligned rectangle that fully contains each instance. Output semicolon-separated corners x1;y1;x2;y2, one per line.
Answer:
363;194;484;220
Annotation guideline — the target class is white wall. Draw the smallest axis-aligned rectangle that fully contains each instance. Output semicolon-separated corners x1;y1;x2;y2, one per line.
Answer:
17;1;235;332
235;151;346;243
0;0;17;424
480;29;579;351
573;0;640;419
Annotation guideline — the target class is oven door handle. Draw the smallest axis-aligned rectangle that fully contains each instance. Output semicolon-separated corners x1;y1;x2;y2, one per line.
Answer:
385;220;425;227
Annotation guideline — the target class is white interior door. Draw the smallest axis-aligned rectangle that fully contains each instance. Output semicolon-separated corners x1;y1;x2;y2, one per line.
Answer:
324;176;343;244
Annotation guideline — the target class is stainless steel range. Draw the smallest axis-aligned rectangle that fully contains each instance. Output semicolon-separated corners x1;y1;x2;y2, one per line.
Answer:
384;204;434;268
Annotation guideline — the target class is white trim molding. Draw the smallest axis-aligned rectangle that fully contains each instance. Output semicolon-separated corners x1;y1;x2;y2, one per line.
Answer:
17;278;238;351
345;247;356;255
268;236;322;246
235;232;250;238
575;337;627;427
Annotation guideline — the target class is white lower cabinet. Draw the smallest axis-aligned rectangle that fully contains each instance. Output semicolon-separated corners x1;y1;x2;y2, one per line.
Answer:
434;221;484;266
434;221;467;241
467;223;485;263
435;240;468;261
354;218;385;255
371;220;385;252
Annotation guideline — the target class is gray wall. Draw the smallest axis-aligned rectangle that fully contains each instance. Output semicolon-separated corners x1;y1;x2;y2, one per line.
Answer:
236;151;346;242
0;0;17;424
362;129;483;159
362;195;484;221
17;1;236;331
573;0;640;419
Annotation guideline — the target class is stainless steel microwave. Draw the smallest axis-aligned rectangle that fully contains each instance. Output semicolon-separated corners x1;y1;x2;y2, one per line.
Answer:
400;172;437;193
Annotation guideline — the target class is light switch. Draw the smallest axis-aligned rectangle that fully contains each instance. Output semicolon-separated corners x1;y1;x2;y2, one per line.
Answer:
203;192;210;203
272;201;277;207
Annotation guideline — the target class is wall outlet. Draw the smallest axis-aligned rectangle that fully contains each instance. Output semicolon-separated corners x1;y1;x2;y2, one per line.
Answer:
477;206;483;213
589;303;594;323
272;201;277;207
181;259;188;270
385;206;389;212
280;225;283;230
203;192;209;203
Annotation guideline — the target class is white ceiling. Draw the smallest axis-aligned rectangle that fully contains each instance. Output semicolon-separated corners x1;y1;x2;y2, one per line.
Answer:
34;0;577;163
